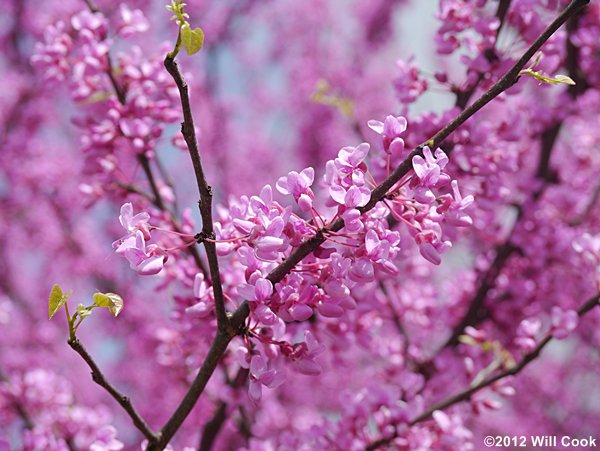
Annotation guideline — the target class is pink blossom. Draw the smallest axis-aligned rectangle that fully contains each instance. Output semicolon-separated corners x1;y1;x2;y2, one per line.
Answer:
116;4;149;38
113;230;167;276
368;115;407;154
551;307;578;340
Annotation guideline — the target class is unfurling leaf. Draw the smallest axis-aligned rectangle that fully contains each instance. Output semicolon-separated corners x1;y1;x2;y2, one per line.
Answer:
181;24;204;55
93;292;124;317
519;68;576;86
553;74;576;85
48;284;63;319
48;284;71;319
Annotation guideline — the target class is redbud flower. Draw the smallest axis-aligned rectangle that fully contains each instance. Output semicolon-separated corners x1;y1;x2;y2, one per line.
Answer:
118;202;152;240
368;115;407;154
276;167;315;212
550;307;578;340
113;230;167;276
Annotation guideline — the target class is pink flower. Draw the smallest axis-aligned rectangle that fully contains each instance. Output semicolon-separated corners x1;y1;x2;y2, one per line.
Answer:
412;147;450;188
90;425;123;451
238;277;273;302
281;331;325;376
116;4;149;38
113;230;167;276
393;58;427;104
118;202;151;239
248;355;284;402
331;143;370;186
368;115;407;154
414;220;451;265
437;181;474;227
276;167;315;212
329;185;371;208
551;307;578;340
515;318;542;352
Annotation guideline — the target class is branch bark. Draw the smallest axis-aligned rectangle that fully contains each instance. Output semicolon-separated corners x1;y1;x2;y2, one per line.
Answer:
163;56;230;332
67;338;158;443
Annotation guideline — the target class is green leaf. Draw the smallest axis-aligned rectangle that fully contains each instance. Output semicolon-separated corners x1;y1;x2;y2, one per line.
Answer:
181;24;204;55
519;68;576;87
93;292;124;317
49;284;66;319
93;292;112;307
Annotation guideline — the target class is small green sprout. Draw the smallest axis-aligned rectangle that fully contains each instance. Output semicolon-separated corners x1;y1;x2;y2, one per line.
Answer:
519;53;575;86
48;284;123;341
459;334;516;387
166;0;205;58
311;79;355;119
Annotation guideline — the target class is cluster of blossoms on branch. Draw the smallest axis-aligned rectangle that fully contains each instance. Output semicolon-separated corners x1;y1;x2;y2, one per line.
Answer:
111;113;475;401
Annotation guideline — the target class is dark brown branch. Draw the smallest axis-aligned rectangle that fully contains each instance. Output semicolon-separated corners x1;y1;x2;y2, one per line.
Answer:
455;0;512;109
571;182;600;226
442;240;518;348
366;293;600;450
67;338;158;443
198;367;249;451
138;154;167;211
106;53;127;105
149;330;236;450
163;56;230;332
199;402;227;451
83;0;100;13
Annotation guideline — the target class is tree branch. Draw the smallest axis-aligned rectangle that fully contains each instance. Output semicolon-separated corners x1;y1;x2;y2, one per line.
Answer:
138;154;167;212
198;367;249;451
411;293;600;424
454;0;512;109
199;402;227;451
163;56;230;332
149;330;236;450
366;293;600;450
442;240;519;348
67;338;158;443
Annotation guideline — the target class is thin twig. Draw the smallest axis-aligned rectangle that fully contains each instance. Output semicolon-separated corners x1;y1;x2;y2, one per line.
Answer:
138;154;167;211
83;0;99;14
68;338;158;443
199;402;227;451
411;293;600;423
163;56;230;332
198;367;249;451
149;330;235;450
571;183;600;226
442;241;518;348
365;293;600;450
454;0;512;109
